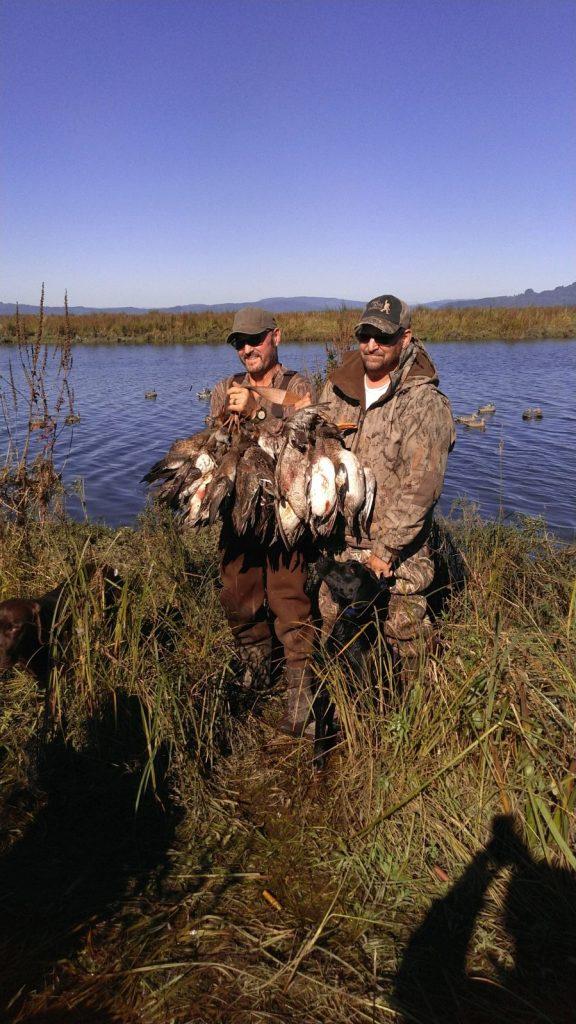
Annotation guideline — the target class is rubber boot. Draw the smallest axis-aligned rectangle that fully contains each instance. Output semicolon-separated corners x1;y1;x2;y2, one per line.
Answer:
235;641;272;691
276;665;315;739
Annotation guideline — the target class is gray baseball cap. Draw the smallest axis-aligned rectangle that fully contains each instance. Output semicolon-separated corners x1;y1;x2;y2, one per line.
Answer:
355;294;411;336
226;307;277;345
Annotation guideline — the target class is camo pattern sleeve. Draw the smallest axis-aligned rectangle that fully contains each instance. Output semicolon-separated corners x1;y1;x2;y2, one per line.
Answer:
361;386;455;562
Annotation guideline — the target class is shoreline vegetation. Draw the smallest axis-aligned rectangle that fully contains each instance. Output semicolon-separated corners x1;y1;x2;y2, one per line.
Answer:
1;303;575;346
1;318;575;1021
1;508;575;1021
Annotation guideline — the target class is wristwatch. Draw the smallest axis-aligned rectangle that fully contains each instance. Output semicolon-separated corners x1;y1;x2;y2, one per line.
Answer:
255;408;266;421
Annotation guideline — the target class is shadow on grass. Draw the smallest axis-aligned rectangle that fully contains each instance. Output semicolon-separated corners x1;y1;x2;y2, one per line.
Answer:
393;815;576;1024
0;692;183;1021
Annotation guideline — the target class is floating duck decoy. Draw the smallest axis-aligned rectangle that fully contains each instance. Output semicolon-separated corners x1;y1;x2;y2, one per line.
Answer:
478;403;496;414
533;407;543;419
64;413;81;425
455;414;484;426
145;390;157;400
465;418;485;430
197;387;212;401
522;409;533;420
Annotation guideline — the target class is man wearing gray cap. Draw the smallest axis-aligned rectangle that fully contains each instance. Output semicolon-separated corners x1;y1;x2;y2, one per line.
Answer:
210;307;317;736
319;294;455;678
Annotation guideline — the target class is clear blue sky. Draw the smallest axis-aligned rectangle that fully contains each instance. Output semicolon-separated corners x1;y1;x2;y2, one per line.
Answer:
2;0;575;307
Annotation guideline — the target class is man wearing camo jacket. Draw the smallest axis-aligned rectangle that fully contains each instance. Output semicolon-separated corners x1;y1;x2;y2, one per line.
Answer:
319;294;456;677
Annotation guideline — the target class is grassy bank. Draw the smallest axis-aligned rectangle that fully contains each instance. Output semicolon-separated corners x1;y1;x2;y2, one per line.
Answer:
1;303;575;347
1;506;575;1022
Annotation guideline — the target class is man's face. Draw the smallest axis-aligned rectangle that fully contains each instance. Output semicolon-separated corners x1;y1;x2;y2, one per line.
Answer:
235;328;280;376
358;328;411;379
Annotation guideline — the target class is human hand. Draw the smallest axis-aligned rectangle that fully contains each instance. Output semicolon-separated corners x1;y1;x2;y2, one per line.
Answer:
226;385;258;418
367;553;394;579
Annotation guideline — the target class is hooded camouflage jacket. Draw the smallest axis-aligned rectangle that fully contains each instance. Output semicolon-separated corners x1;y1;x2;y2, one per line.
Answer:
319;340;455;563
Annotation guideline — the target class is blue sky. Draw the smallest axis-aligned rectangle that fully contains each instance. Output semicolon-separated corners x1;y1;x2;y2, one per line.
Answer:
2;0;575;307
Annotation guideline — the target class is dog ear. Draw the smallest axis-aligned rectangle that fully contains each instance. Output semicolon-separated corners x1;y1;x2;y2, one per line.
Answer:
30;600;43;645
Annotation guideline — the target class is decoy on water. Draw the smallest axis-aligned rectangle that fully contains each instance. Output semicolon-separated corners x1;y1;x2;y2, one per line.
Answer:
142;402;376;549
478;403;496;414
145;390;157;400
197;387;212;400
522;408;533;420
455;413;485;428
533;407;543;419
64;413;81;425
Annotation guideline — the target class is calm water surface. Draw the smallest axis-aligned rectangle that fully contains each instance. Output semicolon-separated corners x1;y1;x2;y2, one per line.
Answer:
1;340;574;538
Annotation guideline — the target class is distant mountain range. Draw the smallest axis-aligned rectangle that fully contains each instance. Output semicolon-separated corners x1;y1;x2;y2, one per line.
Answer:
1;283;574;316
0;296;365;317
427;282;576;309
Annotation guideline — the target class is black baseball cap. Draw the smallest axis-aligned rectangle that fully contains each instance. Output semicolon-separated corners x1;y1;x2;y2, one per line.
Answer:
355;295;411;337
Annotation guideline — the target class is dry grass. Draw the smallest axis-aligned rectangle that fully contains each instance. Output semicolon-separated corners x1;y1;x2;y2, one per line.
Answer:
0;506;575;1023
2;303;575;347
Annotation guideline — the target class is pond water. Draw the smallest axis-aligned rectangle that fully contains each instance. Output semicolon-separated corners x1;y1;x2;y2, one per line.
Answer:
1;339;575;539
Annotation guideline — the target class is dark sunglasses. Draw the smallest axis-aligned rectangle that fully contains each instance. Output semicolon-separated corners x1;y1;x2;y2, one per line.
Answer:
356;328;404;346
231;330;272;352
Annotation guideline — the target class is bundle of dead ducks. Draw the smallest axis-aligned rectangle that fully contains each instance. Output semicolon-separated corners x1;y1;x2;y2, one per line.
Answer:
143;407;375;548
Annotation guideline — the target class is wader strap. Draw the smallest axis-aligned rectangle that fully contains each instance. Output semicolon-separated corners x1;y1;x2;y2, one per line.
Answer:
232;370;300;419
271;370;297;418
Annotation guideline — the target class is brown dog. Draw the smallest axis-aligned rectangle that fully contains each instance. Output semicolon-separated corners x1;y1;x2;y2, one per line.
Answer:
0;566;120;683
0;587;63;681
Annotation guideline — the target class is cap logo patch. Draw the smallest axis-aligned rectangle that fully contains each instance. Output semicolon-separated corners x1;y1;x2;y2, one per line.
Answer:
371;298;392;314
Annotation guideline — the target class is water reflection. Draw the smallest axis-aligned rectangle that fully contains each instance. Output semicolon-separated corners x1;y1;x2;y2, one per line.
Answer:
0;339;574;537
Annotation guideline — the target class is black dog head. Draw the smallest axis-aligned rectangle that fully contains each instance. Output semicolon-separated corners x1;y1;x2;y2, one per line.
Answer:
316;557;384;612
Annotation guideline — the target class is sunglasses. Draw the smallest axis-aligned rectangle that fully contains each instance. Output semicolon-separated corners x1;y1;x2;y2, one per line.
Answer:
231;330;272;352
356;329;404;346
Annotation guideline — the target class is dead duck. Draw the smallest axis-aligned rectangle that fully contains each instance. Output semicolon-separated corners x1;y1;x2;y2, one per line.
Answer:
145;390;157;400
143;406;376;550
478;403;496;414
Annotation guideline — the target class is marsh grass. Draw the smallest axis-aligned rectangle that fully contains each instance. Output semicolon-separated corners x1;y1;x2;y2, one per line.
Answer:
0;287;77;526
0;502;574;1022
2;303;575;348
